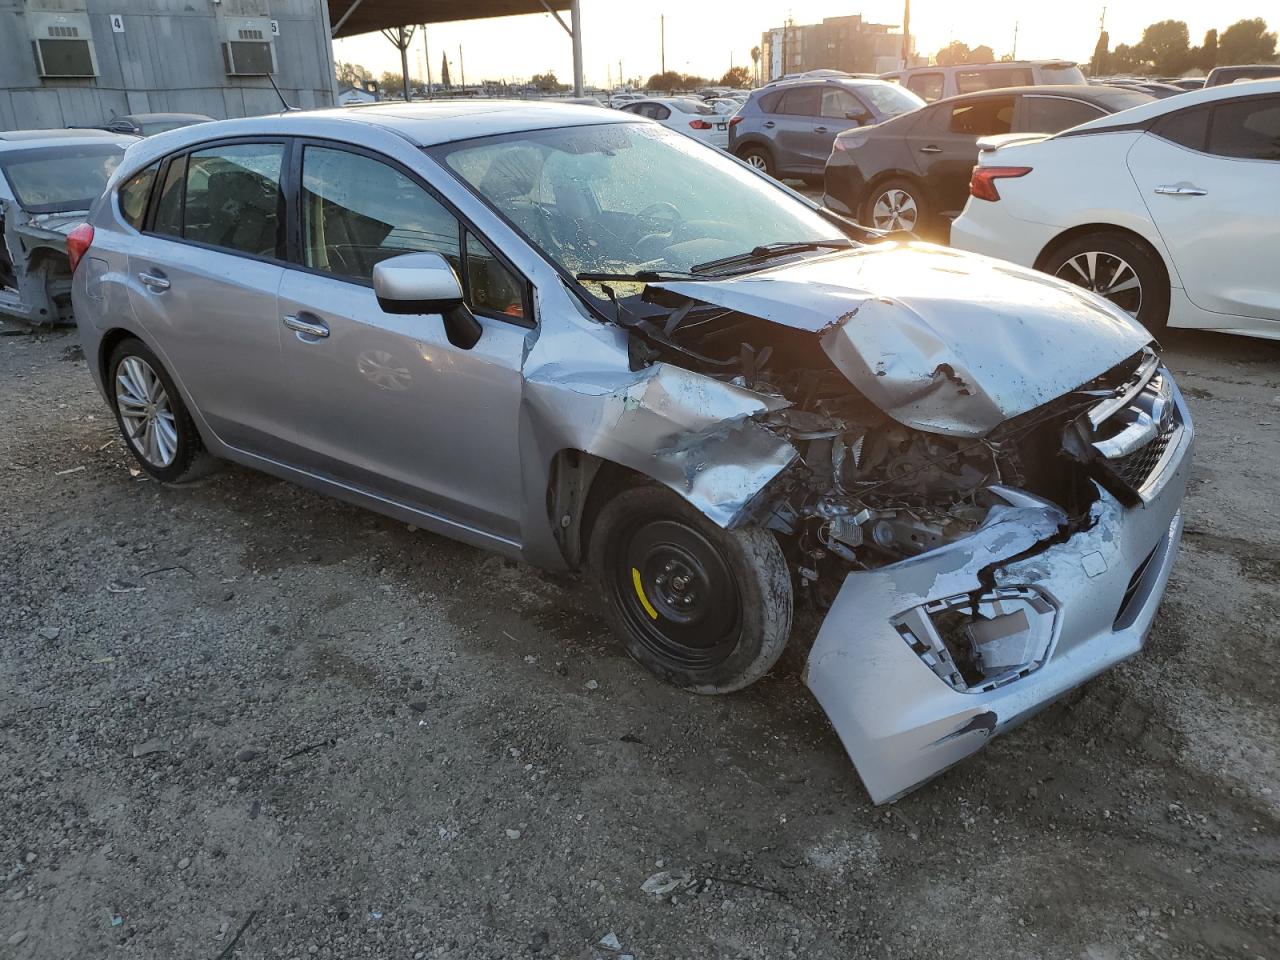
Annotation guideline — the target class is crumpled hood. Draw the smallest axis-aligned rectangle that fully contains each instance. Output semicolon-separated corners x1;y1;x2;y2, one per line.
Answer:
655;243;1152;437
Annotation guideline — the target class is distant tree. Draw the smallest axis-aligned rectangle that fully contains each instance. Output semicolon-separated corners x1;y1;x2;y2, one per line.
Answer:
750;46;761;85
379;71;405;98
646;70;685;91
335;61;373;89
1136;19;1191;75
1091;31;1110;75
1217;18;1278;65
530;71;567;92
441;53;451;88
935;41;971;67
720;65;751;88
1110;43;1141;74
969;44;995;63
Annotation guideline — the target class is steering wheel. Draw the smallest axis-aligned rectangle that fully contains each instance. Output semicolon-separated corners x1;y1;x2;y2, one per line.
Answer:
637;200;683;235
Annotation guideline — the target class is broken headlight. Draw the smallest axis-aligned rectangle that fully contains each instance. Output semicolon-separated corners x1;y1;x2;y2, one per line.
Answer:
891;588;1058;693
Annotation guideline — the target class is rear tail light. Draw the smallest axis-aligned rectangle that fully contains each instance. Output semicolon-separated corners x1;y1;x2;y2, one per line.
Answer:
66;223;94;273
728;115;743;127
689;119;713;130
969;166;1032;202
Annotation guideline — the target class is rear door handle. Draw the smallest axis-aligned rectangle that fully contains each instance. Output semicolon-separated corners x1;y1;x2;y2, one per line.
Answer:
763;121;775;128
138;270;169;291
815;126;830;134
1154;184;1207;196
919;145;943;154
283;314;329;339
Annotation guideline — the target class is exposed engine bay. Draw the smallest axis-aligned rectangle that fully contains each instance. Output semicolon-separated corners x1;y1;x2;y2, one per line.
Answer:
599;279;1161;608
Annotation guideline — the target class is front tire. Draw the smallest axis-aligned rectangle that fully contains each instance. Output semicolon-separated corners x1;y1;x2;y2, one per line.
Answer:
1041;231;1169;334
587;485;793;694
108;337;216;483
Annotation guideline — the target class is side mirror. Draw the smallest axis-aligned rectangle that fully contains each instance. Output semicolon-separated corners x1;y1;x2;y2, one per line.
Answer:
373;252;482;349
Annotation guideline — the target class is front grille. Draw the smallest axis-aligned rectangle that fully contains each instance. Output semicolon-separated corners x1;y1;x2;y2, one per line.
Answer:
1108;426;1174;489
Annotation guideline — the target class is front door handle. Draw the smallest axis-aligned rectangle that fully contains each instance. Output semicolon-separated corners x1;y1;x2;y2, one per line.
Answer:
763;120;775;128
138;270;169;291
919;145;943;154
1154;184;1207;196
283;314;329;339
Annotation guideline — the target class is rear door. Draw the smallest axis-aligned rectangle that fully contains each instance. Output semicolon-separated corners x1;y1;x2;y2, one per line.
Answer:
125;139;292;454
770;86;823;173
913;94;1016;214
275;142;530;537
1127;95;1280;322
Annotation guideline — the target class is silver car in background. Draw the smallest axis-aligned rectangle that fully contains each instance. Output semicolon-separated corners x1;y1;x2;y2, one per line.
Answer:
71;101;1191;802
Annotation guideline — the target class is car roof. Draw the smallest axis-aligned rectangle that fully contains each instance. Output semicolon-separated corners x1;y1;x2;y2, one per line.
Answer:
0;129;137;150
886;60;1078;75
120;112;214;123
931;84;1151;103
1064;75;1280;133
119;100;633;159
757;76;898;94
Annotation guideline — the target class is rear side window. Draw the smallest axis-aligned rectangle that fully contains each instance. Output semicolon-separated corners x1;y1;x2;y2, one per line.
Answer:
151;157;185;237
957;68;1033;94
906;72;944;102
181;143;286;259
117;162;158;230
776;87;821;117
949;97;1015;136
1208;97;1280;160
301;145;461;283
1152;106;1210;151
1020;97;1105;133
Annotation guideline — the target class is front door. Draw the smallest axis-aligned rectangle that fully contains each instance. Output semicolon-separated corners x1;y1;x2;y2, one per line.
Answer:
277;143;530;540
1127;95;1280;322
912;94;1015;215
125;140;291;454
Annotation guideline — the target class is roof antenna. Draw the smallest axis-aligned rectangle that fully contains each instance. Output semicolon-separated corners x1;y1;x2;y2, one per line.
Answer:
267;72;299;112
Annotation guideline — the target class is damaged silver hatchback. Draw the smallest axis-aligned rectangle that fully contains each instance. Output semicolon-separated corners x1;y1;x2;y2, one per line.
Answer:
72;102;1192;802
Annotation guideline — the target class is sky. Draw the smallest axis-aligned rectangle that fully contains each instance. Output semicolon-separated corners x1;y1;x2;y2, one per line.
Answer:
331;1;1270;88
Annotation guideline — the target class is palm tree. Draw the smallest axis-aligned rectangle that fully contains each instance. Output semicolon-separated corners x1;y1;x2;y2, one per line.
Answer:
750;45;761;86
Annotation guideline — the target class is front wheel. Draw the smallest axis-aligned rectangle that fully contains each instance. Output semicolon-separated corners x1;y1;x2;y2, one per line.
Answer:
587;485;793;694
1041;232;1169;333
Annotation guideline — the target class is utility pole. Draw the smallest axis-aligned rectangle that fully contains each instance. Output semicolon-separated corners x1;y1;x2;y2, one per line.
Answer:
1012;21;1019;60
424;25;432;98
901;0;911;69
660;15;665;76
459;44;465;91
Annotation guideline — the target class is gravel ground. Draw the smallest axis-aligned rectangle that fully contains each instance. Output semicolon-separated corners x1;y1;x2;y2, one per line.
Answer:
1;321;1278;960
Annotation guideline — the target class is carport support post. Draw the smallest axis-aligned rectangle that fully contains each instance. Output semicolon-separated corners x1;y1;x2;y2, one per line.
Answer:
571;0;583;96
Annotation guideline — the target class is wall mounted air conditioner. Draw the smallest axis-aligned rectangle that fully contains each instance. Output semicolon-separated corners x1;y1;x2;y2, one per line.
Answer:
222;16;276;75
29;11;98;77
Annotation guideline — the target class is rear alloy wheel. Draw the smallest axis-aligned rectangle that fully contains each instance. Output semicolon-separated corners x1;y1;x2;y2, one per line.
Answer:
588;485;792;694
738;146;775;177
863;178;928;233
1042;232;1169;333
108;338;216;483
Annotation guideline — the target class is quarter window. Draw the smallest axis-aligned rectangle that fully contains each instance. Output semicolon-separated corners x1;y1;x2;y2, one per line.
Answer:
465;232;525;320
182;143;286;259
1152;107;1210;151
906;72;944;102
300;145;461;282
1208;97;1280;160
1020;97;1104;133
118;162;158;230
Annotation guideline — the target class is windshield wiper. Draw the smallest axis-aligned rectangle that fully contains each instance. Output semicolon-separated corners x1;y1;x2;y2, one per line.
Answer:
690;238;853;275
575;269;704;283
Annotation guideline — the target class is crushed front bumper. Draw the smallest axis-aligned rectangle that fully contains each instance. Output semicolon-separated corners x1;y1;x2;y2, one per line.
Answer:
805;373;1193;803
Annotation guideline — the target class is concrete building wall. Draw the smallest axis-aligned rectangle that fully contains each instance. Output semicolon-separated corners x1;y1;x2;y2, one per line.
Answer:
761;15;908;80
0;0;336;131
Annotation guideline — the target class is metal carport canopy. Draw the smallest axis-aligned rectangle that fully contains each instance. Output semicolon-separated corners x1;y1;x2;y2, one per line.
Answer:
328;0;583;93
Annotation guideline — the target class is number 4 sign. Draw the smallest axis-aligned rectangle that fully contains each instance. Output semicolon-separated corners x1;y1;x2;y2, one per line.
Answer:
110;13;124;32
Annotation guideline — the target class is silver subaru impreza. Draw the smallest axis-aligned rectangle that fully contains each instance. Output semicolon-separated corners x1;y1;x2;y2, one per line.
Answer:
70;101;1192;802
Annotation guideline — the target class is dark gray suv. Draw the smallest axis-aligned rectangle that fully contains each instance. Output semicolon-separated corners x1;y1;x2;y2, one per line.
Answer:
729;78;923;182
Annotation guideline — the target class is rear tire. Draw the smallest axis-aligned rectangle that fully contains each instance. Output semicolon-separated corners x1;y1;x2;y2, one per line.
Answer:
108;337;217;483
860;177;930;235
1041;231;1169;334
737;145;776;177
587;484;793;694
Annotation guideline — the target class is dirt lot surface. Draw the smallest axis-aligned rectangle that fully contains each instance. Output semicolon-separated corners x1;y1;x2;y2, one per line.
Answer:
1;321;1278;960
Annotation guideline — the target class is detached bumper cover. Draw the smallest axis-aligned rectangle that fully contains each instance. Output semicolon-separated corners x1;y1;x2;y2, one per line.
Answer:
805;377;1193;803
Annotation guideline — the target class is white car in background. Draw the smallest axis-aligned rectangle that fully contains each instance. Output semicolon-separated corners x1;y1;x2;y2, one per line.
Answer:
618;97;731;149
951;78;1280;338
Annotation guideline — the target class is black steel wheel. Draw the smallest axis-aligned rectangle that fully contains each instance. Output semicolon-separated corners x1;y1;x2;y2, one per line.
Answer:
588;484;792;693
